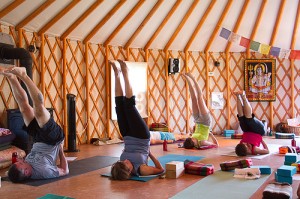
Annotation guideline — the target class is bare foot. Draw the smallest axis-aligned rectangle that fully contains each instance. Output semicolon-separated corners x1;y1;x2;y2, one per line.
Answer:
0;66;15;78
5;66;27;78
109;60;121;77
233;91;245;96
117;59;129;76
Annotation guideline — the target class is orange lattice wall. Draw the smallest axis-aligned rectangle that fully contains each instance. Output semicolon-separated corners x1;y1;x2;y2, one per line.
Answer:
0;25;299;145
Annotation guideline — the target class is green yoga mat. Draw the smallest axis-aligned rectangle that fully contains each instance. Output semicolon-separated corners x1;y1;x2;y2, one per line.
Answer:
24;156;119;186
171;170;271;199
102;154;204;182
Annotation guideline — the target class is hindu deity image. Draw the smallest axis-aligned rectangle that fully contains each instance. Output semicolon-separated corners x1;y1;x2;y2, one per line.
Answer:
248;63;272;94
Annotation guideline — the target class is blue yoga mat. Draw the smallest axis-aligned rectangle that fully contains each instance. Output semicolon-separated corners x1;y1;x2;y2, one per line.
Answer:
102;154;204;182
170;170;271;199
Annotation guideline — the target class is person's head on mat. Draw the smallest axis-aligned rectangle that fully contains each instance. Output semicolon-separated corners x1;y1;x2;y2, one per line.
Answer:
110;60;164;180
8;158;33;182
235;143;249;156
111;160;133;180
183;138;196;149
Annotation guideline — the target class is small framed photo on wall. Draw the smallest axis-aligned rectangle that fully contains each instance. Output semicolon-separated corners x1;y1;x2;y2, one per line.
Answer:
244;59;276;101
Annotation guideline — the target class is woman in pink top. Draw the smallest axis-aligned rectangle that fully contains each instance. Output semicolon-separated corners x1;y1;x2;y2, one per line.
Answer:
235;91;269;156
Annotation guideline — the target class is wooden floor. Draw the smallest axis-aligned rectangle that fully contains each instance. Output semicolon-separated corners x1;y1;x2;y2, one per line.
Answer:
0;136;299;199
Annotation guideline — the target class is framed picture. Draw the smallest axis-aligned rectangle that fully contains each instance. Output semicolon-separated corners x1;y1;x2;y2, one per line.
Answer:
244;59;276;101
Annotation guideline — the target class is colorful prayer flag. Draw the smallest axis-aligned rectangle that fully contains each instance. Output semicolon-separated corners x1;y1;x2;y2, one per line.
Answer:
269;46;280;57
260;44;271;55
229;32;241;44
289;50;300;59
278;49;291;59
240;37;250;48
219;28;231;40
250;40;260;51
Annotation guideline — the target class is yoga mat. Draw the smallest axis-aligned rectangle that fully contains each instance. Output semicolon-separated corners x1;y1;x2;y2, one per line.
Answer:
171;170;271;199
102;154;204;182
37;194;74;199
220;144;281;159
25;156;119;186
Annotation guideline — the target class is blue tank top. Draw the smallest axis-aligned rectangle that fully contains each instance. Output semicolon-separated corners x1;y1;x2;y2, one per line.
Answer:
120;136;150;176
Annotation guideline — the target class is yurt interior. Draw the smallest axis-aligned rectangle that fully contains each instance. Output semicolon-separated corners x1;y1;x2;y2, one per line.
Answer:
0;0;300;198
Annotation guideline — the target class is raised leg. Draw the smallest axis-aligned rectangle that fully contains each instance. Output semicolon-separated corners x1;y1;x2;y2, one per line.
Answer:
182;73;199;116
110;60;123;97
186;73;209;115
0;66;34;126
3;66;50;127
118;60;133;98
240;92;252;118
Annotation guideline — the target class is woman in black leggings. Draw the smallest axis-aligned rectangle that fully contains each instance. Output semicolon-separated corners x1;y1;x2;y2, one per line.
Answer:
110;60;164;180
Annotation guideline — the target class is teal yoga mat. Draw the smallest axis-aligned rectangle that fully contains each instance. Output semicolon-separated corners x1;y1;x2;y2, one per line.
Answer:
102;154;204;182
24;156;119;186
171;170;271;199
37;194;74;199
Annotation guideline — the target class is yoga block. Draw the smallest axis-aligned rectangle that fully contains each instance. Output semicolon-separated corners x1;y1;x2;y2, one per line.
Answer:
284;161;293;166
275;172;293;184
166;161;184;171
279;146;289;154
291;162;300;171
223;130;235;137
166;167;184;179
277;165;297;177
250;165;272;174
285;153;297;163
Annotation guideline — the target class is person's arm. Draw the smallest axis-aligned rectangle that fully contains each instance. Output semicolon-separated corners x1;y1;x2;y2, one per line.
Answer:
57;142;69;176
208;132;219;147
139;151;164;176
253;140;269;155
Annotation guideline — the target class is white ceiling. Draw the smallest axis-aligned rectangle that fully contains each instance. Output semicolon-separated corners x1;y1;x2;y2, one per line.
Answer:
1;0;299;52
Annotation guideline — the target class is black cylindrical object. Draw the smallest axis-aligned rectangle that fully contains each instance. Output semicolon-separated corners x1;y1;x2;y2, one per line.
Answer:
66;93;78;152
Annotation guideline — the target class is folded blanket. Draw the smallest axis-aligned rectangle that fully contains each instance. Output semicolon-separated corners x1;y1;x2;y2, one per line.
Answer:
220;159;253;171
184;160;214;176
263;182;292;199
233;168;261;179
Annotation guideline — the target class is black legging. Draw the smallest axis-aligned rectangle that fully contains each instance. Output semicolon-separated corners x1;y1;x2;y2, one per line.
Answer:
115;96;150;139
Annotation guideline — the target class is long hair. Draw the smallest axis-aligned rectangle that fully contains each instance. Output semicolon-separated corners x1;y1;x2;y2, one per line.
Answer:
110;161;131;180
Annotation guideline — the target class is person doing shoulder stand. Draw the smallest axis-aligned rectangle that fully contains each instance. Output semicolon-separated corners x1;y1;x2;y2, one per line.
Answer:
110;60;164;180
234;91;269;156
181;72;219;149
0;66;69;183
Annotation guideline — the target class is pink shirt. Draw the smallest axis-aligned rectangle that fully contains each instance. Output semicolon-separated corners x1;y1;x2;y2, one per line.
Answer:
240;132;262;147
